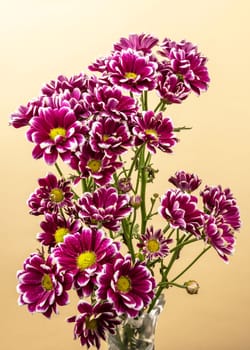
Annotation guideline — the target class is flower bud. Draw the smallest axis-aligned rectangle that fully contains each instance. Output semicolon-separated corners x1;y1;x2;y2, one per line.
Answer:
130;195;142;208
118;177;132;193
184;280;199;294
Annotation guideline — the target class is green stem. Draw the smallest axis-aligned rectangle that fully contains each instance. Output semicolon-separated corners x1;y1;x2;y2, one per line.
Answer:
127;146;143;179
154;100;163;113
55;162;63;177
140;145;147;235
170;246;211;283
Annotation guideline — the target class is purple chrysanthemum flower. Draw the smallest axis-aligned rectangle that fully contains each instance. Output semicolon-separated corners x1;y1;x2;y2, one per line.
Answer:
9;97;45;128
53;228;120;297
203;215;235;262
159;189;204;237
68;301;121;349
26;106;86;165
78;186;132;231
106;49;158;93
132;110;177;153
17;253;73;318
200;185;241;230
28;173;74;215
69;143;122;186
113;33;159;54
41;73;89;96
169;170;202;193
89;117;132;157
117;177;133;193
83;84;138;122
37;213;81;248
159;38;210;94
97;255;156;318
137;226;172;260
156;65;191;104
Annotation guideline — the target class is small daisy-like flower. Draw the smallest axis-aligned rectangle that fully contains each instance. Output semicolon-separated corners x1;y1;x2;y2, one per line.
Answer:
78;186;132;231
159;189;204;237
37;213;81;248
97;255;156;318
159;38;210;94
200;185;241;230
137;226;173;260
107;49;158;93
41;73;89;96
28;173;74;215
203;215;235;263
26;106;86;165
69;143;122;186
17;253;73;318
68;301;121;349
9;97;45;128
113;33;159;55
52;228;120;297
133;110;177;154
117;177;133;193
83;84;138;122
169;170;202;193
89;117;133;157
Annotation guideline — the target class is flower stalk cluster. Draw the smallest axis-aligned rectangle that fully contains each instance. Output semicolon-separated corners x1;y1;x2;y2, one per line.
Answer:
11;33;241;349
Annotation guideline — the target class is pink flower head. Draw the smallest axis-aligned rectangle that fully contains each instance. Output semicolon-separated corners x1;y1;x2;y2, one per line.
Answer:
204;215;235;262
200;185;241;230
52;228;120;297
133;110;177;153
28;173;74;215
113;33;159;54
17;253;73;318
37;213;81;248
26;106;86;165
137;226;173;260
159;38;210;94
41;73;89;96
69;143;122;186
68;301;121;349
78;186;132;231
97;255;156;317
169;170;202;193
106;49;158;93
159;189;204;237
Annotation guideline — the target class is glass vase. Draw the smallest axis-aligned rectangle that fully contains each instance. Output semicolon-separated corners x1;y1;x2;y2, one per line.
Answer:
108;294;165;350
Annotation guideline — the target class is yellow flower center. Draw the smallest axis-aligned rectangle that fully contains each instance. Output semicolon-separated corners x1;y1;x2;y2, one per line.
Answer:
76;251;96;270
145;129;158;138
54;227;69;243
86;316;97;330
116;275;131;293
87;159;102;173
125;72;137;80
49;127;66;140
103;134;110;142
147;239;160;253
50;188;64;203
41;274;53;291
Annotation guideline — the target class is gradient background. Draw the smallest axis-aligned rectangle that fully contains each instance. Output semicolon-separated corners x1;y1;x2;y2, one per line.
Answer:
1;1;250;349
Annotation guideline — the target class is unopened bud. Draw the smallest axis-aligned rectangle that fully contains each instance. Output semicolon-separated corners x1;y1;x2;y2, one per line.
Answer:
118;177;132;193
184;280;199;294
130;195;142;208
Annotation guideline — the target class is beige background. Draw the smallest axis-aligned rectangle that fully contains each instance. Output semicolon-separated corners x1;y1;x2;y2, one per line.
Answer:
1;0;250;349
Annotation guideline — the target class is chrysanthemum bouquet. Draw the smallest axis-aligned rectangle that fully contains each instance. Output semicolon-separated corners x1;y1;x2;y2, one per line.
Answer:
11;33;241;349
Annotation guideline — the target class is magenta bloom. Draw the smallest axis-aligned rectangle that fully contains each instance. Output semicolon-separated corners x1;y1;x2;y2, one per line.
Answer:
78;186;132;231
37;213;81;248
113;33;159;54
107;49;158;93
169;170;202;193
89;117;132;157
133;110;177;153
97;255;156;317
159;189;204;237
159;38;210;94
69;143;122;186
68;301;121;349
138;226;172;260
200;185;241;230
41;73;89;96
28;173;74;215
204;215;235;262
26;106;86;165
17;253;73;318
52;228;120;297
83;84;138;122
